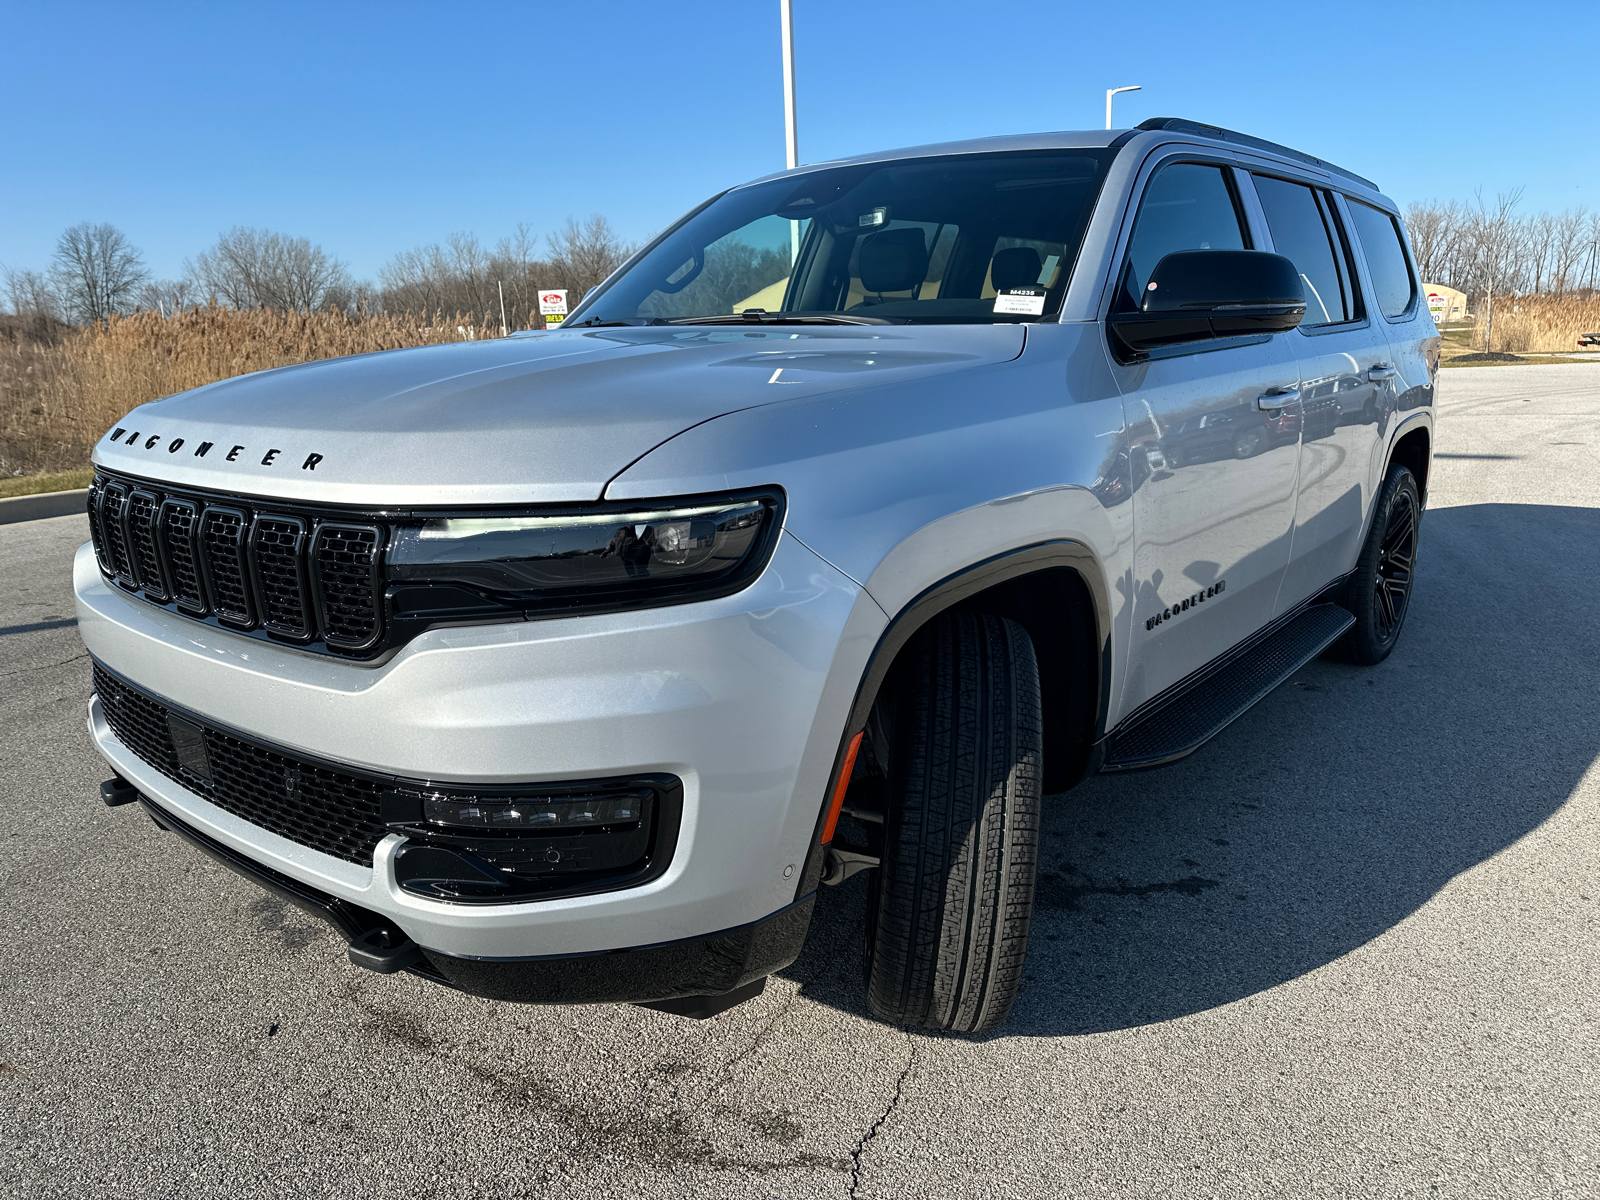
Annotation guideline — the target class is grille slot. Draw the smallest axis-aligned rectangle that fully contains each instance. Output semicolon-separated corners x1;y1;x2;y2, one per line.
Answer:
249;514;313;639
100;481;137;589
87;477;115;575
199;507;255;627
157;498;206;613
313;524;384;651
126;489;168;602
93;663;387;865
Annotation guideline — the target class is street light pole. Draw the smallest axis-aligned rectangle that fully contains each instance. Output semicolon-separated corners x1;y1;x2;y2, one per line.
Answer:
1105;85;1141;130
781;0;798;170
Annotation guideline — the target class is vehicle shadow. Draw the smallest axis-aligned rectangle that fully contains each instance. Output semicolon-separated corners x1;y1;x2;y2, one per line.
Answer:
783;502;1600;1036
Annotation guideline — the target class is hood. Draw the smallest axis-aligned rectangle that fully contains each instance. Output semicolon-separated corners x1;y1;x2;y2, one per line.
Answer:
90;324;1025;506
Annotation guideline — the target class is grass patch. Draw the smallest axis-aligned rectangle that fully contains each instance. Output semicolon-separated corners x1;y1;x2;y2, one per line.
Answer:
1440;355;1600;368
0;468;93;498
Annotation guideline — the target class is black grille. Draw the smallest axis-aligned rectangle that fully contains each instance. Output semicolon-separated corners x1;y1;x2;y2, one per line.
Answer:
88;471;386;656
158;499;206;613
200;507;253;625
126;490;167;601
87;477;116;576
100;481;136;587
313;524;383;650
250;515;312;638
94;663;388;865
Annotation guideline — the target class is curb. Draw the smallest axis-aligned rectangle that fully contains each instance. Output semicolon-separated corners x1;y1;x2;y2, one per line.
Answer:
0;489;89;526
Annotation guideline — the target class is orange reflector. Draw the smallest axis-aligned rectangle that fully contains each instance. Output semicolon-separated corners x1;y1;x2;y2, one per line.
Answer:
820;731;864;846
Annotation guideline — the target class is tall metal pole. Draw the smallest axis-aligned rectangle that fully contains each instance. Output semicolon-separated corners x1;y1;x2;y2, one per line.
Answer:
781;0;799;170
1105;85;1141;130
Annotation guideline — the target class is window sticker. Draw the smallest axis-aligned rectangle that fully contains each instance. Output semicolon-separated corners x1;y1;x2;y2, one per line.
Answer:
994;287;1046;316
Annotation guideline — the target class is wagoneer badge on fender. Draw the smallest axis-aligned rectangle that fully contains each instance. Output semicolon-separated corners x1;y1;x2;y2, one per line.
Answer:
1147;579;1226;631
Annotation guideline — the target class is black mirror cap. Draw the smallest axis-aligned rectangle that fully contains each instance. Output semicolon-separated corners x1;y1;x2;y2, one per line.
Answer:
1109;250;1306;355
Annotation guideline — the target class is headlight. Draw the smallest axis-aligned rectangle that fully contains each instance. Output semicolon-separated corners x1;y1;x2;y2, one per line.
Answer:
385;491;782;628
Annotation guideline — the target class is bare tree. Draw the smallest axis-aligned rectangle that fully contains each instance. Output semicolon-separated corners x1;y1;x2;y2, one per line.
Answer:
188;227;355;312
1588;212;1600;292
48;222;149;324
2;265;61;322
545;216;634;301
380;233;501;317
1404;200;1465;283
1548;208;1590;297
1472;189;1524;352
136;278;199;317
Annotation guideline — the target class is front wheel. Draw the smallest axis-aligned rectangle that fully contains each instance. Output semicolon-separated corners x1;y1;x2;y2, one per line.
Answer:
1330;463;1420;665
865;612;1042;1034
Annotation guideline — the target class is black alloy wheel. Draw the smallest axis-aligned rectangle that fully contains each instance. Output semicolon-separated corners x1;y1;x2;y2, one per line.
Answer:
1329;464;1421;665
1372;487;1418;637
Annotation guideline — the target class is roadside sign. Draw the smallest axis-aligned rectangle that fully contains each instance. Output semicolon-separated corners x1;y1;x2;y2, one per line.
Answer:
538;290;569;328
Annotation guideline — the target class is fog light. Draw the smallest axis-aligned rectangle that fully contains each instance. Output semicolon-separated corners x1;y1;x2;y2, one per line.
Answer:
421;791;647;831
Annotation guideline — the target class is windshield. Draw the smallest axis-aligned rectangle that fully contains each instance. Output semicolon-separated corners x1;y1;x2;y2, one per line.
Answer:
568;149;1116;327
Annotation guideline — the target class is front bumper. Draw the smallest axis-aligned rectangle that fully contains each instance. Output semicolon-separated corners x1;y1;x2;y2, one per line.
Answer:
76;531;886;967
134;790;813;1005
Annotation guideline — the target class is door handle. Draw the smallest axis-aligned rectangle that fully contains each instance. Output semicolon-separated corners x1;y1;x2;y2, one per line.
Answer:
1256;388;1300;411
1368;364;1396;381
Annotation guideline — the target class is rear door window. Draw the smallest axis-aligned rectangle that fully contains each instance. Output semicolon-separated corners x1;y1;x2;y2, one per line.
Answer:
1118;163;1249;311
1252;175;1357;327
1347;201;1417;319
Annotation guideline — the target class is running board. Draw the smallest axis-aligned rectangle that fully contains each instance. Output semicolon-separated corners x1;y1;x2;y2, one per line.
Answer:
1099;602;1355;772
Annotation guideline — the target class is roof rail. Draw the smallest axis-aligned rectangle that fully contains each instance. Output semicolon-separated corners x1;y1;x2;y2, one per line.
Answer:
1134;118;1379;192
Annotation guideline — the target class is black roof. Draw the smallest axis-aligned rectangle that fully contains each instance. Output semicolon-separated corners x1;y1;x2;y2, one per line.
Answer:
1134;117;1379;192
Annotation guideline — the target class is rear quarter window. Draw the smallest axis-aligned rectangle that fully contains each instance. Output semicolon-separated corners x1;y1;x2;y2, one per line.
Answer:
1348;201;1418;319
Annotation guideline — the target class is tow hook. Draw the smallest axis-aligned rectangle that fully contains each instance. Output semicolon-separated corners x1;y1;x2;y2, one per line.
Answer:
821;845;879;885
348;926;423;974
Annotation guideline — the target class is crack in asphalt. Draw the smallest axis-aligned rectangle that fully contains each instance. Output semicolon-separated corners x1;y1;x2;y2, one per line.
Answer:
360;996;847;1177
1035;867;1221;911
0;651;88;680
849;1030;915;1198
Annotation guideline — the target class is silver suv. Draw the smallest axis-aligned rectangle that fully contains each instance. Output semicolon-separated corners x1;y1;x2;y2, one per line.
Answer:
76;118;1437;1033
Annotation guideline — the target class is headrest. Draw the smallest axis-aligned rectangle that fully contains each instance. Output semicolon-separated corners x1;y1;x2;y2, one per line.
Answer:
858;228;929;294
990;247;1044;292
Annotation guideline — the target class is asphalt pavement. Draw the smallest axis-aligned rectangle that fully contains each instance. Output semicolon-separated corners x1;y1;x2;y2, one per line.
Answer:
2;364;1597;1199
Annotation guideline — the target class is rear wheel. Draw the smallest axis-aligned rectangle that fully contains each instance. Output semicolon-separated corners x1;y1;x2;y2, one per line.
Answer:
864;612;1042;1034
1330;463;1420;665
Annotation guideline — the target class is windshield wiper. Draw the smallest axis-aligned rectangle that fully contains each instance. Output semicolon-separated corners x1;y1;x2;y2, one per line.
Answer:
664;310;900;327
564;317;647;328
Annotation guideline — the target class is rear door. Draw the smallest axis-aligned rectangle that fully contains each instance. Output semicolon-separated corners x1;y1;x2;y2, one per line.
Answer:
1342;196;1438;461
1246;172;1394;609
1108;159;1303;712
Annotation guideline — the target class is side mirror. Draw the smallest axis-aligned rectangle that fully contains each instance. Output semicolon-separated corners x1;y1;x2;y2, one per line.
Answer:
1109;250;1305;355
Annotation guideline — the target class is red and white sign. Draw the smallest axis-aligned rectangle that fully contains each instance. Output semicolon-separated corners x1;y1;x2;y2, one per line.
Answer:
538;289;569;327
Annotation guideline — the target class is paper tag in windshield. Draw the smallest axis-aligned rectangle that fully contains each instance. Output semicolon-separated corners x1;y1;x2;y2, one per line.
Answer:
993;288;1046;316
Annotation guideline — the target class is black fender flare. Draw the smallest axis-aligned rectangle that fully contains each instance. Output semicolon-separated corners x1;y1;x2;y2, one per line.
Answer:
793;539;1114;898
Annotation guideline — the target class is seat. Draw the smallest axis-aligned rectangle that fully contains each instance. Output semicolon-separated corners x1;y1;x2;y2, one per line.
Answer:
990;246;1044;292
858;228;930;299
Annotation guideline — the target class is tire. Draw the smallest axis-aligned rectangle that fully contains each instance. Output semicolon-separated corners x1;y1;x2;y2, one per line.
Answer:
865;612;1042;1034
1329;464;1421;665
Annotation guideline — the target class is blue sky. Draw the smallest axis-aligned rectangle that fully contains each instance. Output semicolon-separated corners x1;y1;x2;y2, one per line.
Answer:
2;0;1590;283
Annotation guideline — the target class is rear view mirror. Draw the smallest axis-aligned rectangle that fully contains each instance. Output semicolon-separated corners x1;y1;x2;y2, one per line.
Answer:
1109;250;1305;355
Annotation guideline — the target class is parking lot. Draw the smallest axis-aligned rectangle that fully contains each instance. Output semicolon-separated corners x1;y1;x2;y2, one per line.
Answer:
2;362;1597;1200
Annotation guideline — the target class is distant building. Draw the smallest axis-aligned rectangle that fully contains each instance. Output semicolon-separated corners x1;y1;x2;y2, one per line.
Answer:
1423;283;1468;322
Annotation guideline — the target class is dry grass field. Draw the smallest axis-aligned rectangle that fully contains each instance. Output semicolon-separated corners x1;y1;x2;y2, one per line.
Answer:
4;296;1598;481
1474;295;1600;353
0;306;508;478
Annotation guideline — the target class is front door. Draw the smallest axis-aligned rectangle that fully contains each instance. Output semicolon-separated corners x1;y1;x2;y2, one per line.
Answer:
1109;160;1303;713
